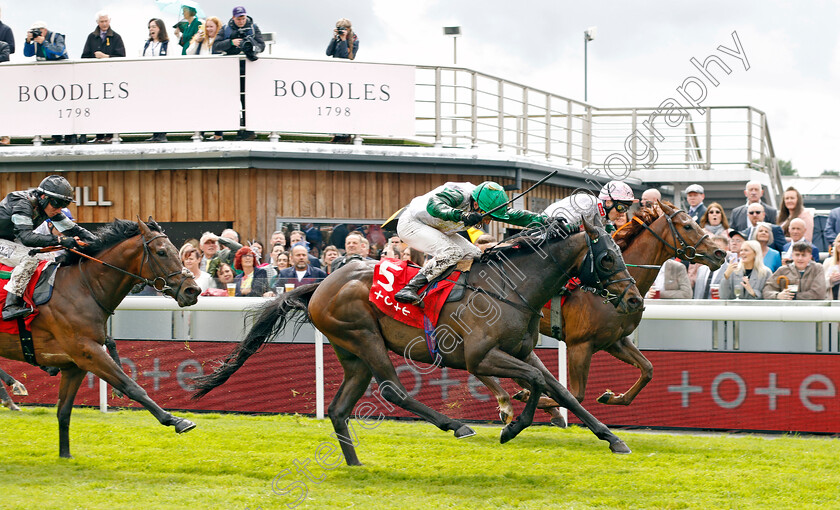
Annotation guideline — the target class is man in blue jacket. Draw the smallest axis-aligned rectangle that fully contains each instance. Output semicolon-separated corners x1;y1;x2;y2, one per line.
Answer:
23;21;66;61
277;243;327;289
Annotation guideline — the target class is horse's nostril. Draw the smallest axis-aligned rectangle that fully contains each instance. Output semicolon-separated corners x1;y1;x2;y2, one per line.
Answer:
628;296;642;309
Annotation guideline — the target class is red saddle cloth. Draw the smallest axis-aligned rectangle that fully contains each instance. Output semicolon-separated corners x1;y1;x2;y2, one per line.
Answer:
370;259;460;329
543;277;581;310
0;261;52;334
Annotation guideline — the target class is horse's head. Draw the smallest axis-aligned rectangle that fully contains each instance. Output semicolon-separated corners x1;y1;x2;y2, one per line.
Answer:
656;201;726;269
137;217;200;307
578;218;643;314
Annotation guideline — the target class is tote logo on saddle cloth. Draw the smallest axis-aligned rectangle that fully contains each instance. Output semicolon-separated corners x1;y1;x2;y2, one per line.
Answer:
370;259;459;329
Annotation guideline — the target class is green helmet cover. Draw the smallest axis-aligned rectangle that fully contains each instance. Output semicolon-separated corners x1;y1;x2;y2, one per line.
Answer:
471;181;510;220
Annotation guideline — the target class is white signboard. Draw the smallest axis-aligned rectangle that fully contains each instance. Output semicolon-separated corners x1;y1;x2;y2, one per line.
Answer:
0;58;242;136
246;59;415;137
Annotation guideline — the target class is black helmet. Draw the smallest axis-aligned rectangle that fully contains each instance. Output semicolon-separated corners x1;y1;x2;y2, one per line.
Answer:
36;175;74;210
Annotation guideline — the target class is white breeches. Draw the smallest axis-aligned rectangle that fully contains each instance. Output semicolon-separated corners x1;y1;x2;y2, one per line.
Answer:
0;239;48;296
397;215;481;281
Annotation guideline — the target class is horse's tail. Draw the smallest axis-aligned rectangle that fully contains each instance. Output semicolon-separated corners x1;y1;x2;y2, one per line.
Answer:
191;283;320;399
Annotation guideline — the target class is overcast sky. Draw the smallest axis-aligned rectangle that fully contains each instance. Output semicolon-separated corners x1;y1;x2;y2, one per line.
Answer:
1;0;837;176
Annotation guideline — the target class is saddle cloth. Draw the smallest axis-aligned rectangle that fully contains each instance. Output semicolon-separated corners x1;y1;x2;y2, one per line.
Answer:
370;259;462;330
0;261;57;334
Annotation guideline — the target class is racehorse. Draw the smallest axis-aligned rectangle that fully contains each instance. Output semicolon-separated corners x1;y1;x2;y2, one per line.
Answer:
194;220;643;465
484;201;726;423
0;218;200;457
0;367;27;411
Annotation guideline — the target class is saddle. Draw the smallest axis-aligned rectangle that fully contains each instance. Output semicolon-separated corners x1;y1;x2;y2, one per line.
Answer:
0;261;58;329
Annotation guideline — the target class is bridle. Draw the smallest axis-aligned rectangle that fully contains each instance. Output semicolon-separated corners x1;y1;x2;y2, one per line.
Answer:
70;233;192;315
575;230;636;307
632;208;713;262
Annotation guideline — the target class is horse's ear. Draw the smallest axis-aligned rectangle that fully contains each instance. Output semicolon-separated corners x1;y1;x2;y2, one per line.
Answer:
581;217;599;239
136;216;151;237
658;200;674;215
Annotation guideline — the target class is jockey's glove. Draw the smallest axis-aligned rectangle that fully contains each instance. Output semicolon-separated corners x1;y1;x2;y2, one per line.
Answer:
58;236;80;249
461;211;484;227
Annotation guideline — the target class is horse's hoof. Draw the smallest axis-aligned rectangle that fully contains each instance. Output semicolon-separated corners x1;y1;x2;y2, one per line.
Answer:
498;409;514;425
2;399;20;411
60;453;73;459
550;416;566;428
609;440;632;454
500;424;519;444
597;390;614;404
11;382;27;396
175;418;196;434
454;425;475;439
511;389;530;402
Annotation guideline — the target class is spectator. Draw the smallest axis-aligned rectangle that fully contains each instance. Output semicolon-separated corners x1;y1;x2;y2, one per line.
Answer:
331;232;365;272
269;230;287;251
214;6;264;141
764;242;826;300
188;15;221;55
173;4;201;55
823;233;840;299
268;242;287;266
277;243;327;289
233;246;269;296
267;249;291;288
613;212;629;229
289;230;321;268
360;238;372;259
640;188;661;209
693;235;730;299
0;7;10;145
198;231;219;272
728;228;747;256
141;19;170;143
824;205;840;250
777;186;813;243
249;240;267;266
781;218;820;263
751;222;782;273
180;245;212;292
82;11;125;144
720;240;770;300
729;180;777;231
211;262;236;292
646;259;692;299
744;203;785;252
326;18;358;60
475;234;498;252
321;245;340;274
698;202;729;236
684;184;707;222
380;236;402;259
403;246;425;266
23;22;70;145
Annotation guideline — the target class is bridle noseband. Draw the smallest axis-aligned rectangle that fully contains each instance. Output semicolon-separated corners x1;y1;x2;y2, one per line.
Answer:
633;209;711;262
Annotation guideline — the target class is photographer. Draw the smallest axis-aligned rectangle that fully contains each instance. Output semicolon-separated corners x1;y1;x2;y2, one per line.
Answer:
23;21;67;61
326;18;358;60
214;6;264;141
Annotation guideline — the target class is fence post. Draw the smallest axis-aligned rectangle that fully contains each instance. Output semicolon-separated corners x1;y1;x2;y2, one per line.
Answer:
315;330;325;419
99;377;108;413
497;80;504;151
434;67;442;148
470;72;478;148
557;338;568;424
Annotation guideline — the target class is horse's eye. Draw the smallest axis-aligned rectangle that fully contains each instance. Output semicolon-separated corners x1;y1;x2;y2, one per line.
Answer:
600;254;614;269
156;249;167;257
683;224;692;231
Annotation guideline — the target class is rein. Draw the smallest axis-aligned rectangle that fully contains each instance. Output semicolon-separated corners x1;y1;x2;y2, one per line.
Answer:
630;209;711;264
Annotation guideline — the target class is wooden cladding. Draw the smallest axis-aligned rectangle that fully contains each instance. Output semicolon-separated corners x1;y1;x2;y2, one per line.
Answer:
0;169;573;245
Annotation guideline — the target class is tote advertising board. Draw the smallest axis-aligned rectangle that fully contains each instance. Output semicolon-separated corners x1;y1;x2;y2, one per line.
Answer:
246;59;415;137
0;58;241;136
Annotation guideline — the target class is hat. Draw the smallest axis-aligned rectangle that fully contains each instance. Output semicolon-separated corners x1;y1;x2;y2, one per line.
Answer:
232;6;247;16
728;228;747;240
686;184;705;194
30;21;47;30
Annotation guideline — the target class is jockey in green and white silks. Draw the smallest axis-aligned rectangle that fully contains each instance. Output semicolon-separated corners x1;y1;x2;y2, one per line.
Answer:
395;181;545;305
543;180;638;234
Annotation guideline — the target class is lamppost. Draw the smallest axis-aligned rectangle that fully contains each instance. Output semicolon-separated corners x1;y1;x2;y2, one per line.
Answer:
443;26;461;64
584;26;597;102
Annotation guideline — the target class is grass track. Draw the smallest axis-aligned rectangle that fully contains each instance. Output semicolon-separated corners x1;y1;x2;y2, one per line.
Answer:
1;406;838;509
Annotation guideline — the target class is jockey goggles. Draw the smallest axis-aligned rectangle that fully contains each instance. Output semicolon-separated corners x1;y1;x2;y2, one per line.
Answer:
47;197;72;209
608;201;632;214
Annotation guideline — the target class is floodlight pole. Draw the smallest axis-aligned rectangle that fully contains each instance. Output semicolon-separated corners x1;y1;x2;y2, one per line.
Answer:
584;27;596;102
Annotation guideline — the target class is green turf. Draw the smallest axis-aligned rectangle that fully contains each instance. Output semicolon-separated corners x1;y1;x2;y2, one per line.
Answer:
0;406;837;509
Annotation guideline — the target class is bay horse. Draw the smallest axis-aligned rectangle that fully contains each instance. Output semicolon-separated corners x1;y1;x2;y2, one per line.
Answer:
0;367;27;411
0;218;200;457
194;220;643;465
485;201;726;423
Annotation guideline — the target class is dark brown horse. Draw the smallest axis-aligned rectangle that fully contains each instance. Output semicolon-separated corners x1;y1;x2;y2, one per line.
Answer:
195;220;643;465
0;367;27;411
0;218;200;457
485;201;726;423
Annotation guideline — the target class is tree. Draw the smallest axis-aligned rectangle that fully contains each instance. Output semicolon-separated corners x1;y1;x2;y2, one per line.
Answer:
821;169;839;177
778;159;798;177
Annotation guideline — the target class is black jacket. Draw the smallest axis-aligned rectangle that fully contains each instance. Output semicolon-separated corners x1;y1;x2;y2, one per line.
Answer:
0;40;9;63
81;27;125;59
0;190;94;247
0;21;14;54
213;16;265;56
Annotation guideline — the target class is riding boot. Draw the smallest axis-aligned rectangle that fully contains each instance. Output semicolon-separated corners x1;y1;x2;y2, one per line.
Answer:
2;293;32;321
395;273;429;305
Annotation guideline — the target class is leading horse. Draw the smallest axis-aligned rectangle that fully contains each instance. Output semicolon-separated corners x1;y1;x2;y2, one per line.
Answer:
487;201;726;422
0;218;200;457
194;220;643;465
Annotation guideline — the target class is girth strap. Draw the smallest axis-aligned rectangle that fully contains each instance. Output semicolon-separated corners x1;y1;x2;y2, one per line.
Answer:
17;318;37;365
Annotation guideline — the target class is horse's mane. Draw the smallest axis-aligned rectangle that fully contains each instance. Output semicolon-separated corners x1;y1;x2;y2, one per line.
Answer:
612;201;675;251
480;218;581;261
60;219;163;266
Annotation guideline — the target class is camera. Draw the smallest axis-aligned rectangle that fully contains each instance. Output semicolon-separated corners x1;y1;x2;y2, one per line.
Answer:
336;27;345;34
30;28;42;38
235;28;259;61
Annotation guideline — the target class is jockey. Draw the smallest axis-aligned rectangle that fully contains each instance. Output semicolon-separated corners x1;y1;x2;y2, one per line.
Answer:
0;175;96;320
395;181;545;305
543;180;638;233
